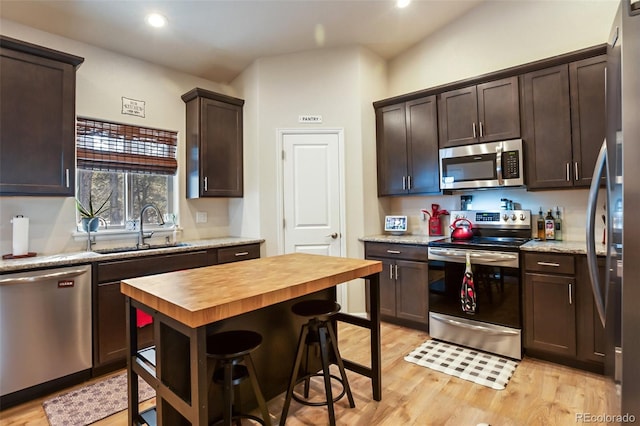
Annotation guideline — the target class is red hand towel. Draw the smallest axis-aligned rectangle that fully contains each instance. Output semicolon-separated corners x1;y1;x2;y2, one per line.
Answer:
136;309;153;328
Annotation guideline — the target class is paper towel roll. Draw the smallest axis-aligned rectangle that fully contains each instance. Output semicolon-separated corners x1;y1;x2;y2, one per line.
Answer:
11;216;29;256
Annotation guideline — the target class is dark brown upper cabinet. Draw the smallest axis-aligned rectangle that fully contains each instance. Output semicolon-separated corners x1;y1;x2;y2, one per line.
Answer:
375;95;440;196
569;56;607;188
522;55;605;190
182;88;244;198
437;76;520;148
0;36;83;196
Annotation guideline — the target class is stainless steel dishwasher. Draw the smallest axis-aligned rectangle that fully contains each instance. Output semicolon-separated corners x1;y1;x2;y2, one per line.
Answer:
0;265;92;397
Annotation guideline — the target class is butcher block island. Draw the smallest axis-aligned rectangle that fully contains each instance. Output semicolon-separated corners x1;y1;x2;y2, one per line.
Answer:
121;253;383;425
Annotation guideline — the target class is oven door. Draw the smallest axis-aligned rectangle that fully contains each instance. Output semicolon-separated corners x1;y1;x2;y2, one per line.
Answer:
427;255;521;329
427;252;523;359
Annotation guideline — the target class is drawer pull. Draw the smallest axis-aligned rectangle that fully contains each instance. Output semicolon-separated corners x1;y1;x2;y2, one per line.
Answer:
386;250;401;254
234;252;249;256
537;261;560;267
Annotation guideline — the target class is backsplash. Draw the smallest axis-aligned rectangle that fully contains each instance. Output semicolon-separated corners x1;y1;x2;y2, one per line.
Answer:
0;196;231;256
386;187;607;243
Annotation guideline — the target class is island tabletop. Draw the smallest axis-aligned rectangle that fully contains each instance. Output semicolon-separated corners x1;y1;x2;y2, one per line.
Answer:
122;252;383;425
121;252;381;328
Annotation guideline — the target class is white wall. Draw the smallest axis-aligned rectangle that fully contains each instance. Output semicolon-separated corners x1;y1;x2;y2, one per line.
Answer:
1;0;620;257
375;0;617;244
0;19;239;255
230;46;386;312
232;46;386;259
388;0;618;96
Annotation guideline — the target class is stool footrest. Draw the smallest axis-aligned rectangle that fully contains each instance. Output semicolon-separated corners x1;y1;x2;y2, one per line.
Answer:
291;373;348;407
211;413;269;426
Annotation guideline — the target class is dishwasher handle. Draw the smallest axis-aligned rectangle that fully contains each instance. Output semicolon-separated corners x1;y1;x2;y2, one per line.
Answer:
0;268;89;286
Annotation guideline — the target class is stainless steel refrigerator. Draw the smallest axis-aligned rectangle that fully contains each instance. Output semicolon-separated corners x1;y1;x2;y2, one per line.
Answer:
587;0;640;418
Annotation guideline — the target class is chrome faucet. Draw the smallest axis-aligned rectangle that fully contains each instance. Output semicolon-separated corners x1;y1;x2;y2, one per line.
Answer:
85;217;107;251
137;204;165;248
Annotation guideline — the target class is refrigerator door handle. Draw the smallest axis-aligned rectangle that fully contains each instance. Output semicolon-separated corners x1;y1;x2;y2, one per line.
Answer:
586;139;608;327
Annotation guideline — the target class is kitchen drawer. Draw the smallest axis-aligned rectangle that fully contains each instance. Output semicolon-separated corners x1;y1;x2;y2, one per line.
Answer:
364;242;428;262
217;244;260;264
524;253;575;275
97;250;209;282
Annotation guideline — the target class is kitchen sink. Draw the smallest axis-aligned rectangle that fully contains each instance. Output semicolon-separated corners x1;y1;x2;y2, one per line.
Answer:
94;242;192;255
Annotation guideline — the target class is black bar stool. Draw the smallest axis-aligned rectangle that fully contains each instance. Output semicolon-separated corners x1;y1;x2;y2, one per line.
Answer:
207;330;272;426
279;300;355;426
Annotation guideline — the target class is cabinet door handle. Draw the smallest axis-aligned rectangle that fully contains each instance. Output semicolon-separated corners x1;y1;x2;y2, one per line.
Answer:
386;250;401;254
407;175;412;190
389;264;394;280
402;176;406;190
234;251;249;257
568;283;573;305
394;264;399;280
537;261;560;267
472;122;477;138
566;163;571;181
574;162;579;181
479;121;484;138
65;169;70;188
204;176;208;191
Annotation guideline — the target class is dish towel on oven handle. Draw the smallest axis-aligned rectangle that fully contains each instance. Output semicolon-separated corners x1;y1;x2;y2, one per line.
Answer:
460;252;477;314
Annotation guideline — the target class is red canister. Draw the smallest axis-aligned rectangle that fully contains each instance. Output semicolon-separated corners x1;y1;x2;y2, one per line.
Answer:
429;217;443;236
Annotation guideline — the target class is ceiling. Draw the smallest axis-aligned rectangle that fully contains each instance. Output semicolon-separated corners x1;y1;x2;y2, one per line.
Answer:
0;0;483;83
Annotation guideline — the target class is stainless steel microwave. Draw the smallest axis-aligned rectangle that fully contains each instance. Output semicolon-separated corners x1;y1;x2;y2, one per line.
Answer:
439;139;524;190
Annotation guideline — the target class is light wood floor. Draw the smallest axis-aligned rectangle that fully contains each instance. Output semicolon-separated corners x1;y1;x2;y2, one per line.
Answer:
0;322;618;426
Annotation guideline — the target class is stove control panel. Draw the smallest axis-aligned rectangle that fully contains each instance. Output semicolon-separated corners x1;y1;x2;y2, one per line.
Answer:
450;210;531;229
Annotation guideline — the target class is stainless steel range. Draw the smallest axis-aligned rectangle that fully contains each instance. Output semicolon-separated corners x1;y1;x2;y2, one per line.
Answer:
427;210;531;360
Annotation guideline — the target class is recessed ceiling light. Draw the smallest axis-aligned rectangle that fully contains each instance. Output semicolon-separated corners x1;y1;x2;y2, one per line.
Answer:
396;0;411;8
145;13;167;28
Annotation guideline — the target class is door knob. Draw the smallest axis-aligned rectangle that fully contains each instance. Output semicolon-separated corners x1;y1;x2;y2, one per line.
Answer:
326;232;338;239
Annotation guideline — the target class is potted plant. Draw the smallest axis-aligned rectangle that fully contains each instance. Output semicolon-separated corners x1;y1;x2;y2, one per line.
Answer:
76;192;111;232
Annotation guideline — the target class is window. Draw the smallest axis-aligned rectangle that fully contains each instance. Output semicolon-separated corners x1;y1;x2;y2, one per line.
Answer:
76;117;177;229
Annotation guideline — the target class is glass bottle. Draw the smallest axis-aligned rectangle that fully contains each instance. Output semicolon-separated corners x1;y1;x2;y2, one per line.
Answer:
545;209;556;240
537;207;546;240
555;206;563;241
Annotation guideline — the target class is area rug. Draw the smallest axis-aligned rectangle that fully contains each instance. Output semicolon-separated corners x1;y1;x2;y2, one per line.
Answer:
43;373;155;426
404;339;518;390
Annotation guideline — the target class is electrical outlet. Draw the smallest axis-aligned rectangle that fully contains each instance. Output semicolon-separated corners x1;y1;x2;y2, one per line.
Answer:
196;212;207;223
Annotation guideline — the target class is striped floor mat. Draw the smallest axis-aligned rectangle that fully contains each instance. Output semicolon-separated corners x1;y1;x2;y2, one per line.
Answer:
404;339;518;390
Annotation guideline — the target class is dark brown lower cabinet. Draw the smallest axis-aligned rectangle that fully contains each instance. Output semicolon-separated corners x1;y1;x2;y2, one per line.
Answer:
96;281;154;367
93;245;260;374
576;256;606;364
365;242;428;330
523;252;605;372
524;269;577;357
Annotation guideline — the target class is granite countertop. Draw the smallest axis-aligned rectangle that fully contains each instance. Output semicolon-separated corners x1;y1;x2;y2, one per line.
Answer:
520;239;607;256
361;234;607;256
359;234;445;246
0;237;264;273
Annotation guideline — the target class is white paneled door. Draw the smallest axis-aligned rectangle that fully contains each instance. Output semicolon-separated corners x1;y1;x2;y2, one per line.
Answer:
280;130;344;257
